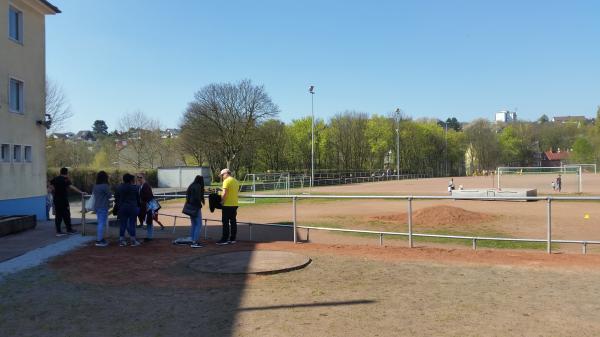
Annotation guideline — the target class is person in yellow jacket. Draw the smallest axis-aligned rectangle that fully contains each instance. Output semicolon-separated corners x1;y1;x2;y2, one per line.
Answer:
217;168;240;245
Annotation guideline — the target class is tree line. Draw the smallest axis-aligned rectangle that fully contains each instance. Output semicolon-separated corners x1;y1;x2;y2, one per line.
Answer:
47;79;600;179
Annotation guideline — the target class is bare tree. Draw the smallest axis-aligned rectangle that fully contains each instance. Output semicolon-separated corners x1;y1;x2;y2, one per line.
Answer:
181;79;279;172
118;111;161;169
46;78;73;133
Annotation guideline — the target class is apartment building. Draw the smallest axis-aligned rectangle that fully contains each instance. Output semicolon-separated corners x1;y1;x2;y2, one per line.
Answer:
0;0;59;219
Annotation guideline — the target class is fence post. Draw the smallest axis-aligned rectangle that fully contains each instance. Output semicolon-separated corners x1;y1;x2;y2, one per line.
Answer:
472;238;477;250
547;197;552;254
407;197;413;248
379;233;383;246
81;194;86;236
204;218;208;240
293;196;297;243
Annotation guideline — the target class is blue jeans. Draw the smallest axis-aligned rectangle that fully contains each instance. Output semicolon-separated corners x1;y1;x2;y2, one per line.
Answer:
190;208;203;242
96;208;108;241
118;206;138;240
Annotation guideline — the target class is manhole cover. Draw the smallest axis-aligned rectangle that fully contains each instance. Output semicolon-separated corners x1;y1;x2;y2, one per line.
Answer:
189;250;311;274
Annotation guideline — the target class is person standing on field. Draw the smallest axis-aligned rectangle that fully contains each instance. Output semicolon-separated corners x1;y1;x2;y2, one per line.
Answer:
115;173;141;247
556;174;562;192
92;171;112;247
136;173;155;242
185;175;205;248
217;168;239;245
50;167;84;236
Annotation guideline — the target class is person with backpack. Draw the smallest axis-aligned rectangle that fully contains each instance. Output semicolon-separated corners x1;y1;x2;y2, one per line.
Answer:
115;173;141;247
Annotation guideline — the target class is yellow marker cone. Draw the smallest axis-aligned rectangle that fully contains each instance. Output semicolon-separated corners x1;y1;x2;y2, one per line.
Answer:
584;213;590;220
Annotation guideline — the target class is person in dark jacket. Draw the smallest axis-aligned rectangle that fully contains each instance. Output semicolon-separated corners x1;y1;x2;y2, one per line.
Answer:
186;175;205;248
115;173;141;247
136;173;155;241
50;167;84;236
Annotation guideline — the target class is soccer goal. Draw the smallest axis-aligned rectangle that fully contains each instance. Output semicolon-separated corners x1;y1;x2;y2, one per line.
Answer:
562;163;597;174
497;166;583;193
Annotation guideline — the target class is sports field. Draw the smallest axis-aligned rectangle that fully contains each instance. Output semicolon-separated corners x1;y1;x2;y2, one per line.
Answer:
159;174;600;253
3;175;600;336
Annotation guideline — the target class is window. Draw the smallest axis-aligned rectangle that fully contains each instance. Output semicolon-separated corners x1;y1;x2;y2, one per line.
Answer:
9;78;24;113
24;146;32;162
8;6;23;43
1;144;10;162
13;145;21;162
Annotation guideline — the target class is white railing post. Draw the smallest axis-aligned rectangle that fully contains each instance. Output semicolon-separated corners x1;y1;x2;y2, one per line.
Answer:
293;196;297;243
81;194;86;236
408;197;413;248
204;218;208;240
547;197;552;254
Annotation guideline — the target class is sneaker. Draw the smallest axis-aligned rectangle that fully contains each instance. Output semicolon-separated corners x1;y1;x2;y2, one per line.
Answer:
130;240;141;247
119;240;128;247
228;240;237;244
143;238;153;243
95;240;109;247
66;230;78;235
56;232;67;237
216;240;229;246
190;242;204;248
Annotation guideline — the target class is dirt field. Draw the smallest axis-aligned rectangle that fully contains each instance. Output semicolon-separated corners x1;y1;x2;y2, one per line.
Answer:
3;176;600;336
154;175;600;254
2;241;600;337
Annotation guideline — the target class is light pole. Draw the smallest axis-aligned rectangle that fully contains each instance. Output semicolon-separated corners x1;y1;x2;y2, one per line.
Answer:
309;85;315;188
395;108;401;180
444;121;448;176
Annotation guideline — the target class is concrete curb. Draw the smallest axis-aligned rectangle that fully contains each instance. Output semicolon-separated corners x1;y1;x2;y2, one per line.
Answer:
0;235;94;282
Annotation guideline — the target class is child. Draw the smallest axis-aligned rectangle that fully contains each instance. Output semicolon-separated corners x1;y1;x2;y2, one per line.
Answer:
551;181;556;191
45;183;53;220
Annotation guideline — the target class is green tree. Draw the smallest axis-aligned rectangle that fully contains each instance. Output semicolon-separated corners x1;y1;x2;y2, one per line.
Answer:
365;115;393;170
570;137;595;164
464;119;500;174
92;120;109;137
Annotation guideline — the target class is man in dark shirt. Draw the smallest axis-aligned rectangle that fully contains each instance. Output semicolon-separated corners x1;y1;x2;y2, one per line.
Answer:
50;167;84;236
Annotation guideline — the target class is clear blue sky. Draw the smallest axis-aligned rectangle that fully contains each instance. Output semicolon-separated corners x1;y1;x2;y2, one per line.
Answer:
46;0;600;132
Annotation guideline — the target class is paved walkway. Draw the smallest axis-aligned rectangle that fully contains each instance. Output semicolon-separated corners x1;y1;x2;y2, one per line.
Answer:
0;219;94;281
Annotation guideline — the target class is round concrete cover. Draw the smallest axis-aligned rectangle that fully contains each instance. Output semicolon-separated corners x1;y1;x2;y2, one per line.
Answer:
189;250;311;274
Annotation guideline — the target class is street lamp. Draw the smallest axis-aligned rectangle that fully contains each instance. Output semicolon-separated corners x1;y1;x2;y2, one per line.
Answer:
395;108;401;180
444;121;448;176
309;85;315;189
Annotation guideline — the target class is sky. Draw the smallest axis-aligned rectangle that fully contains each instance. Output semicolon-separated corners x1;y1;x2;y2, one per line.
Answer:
45;0;600;132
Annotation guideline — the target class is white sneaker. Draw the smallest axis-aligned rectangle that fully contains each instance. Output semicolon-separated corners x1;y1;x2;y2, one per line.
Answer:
130;240;141;247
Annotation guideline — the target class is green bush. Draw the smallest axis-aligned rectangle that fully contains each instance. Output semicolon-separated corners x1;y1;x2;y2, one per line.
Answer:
47;168;158;193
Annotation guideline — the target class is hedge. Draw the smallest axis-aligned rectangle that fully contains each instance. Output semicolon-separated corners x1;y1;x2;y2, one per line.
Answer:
47;168;158;193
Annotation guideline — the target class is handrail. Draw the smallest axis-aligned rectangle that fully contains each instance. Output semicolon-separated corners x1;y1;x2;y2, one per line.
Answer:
81;192;600;254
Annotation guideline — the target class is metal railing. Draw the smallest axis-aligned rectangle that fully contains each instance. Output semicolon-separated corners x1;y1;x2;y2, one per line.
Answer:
80;193;600;254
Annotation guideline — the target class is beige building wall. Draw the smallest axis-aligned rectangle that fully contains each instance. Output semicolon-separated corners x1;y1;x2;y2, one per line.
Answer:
0;0;57;202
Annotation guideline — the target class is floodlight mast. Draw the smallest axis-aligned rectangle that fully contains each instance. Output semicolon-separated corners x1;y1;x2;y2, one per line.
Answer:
395;108;401;180
309;86;315;189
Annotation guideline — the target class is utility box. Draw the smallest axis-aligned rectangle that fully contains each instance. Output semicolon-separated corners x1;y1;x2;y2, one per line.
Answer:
158;166;211;188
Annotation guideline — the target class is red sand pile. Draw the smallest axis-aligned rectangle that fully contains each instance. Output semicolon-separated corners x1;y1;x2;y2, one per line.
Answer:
372;205;495;226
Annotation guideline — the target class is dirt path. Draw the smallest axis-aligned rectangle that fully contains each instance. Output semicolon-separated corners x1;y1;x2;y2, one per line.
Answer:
2;240;600;336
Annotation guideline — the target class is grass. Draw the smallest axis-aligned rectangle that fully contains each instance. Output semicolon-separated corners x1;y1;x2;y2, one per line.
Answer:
278;220;550;251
